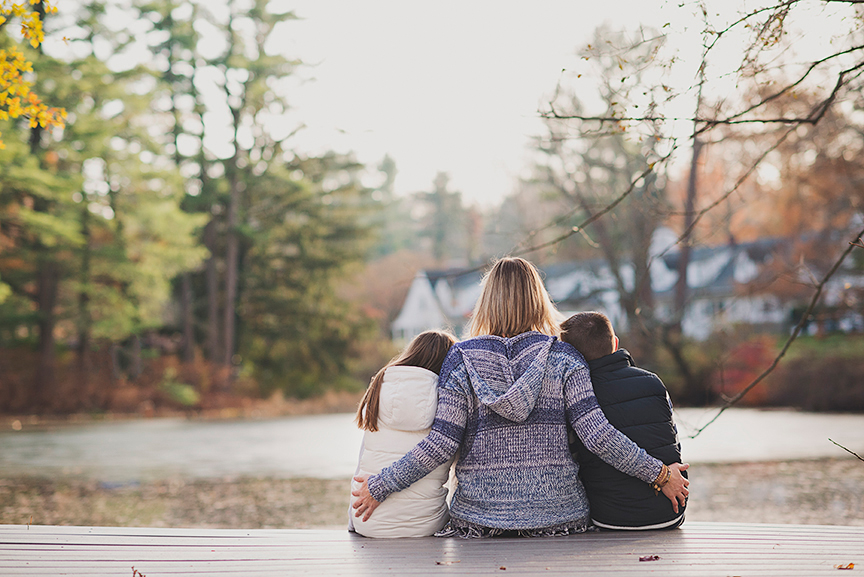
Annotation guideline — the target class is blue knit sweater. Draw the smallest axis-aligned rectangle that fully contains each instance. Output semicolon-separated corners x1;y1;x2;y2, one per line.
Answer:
367;332;663;530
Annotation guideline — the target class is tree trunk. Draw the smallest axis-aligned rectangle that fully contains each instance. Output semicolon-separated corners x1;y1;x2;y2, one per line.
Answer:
35;260;59;407
30;2;52;407
111;343;122;381
629;177;659;361
181;272;195;363
222;103;242;371
130;334;142;380
673;137;703;330
205;218;220;362
223;178;239;368
77;206;92;390
661;324;707;405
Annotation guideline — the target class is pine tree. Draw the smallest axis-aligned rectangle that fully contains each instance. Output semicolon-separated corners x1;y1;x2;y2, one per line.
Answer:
0;1;205;409
135;0;206;364
240;152;373;397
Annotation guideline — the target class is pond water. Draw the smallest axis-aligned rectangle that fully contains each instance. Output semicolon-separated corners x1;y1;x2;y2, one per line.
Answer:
0;408;862;482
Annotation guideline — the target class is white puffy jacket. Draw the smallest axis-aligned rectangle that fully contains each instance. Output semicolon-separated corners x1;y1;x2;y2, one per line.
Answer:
350;365;452;538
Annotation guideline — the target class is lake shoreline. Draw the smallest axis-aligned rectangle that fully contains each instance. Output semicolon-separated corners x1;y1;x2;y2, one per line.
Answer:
0;389;366;432
6;403;864;433
2;457;862;529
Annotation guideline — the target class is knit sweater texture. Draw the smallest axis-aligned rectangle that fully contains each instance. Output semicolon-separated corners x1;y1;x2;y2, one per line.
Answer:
366;332;663;530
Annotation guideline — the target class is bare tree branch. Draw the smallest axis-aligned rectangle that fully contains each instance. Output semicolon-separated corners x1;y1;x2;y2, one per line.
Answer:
688;225;864;438
436;150;675;280
652;124;796;262
543;42;864;134
720;45;864;123
829;438;864;461
707;1;799;46
511;154;673;257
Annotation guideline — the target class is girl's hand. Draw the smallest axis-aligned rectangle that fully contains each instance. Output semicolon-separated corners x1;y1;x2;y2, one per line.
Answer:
660;463;690;514
351;475;381;522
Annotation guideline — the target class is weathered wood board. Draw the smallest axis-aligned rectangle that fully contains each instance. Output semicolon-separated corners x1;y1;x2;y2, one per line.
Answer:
0;522;861;576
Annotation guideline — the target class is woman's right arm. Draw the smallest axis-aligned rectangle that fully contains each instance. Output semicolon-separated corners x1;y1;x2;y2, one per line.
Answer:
365;388;467;502
563;353;689;510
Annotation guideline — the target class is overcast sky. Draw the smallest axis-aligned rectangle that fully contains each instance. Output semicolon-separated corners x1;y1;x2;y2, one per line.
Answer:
51;0;852;208
268;0;702;207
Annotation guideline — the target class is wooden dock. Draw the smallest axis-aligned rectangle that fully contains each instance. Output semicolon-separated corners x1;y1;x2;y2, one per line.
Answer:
1;522;861;576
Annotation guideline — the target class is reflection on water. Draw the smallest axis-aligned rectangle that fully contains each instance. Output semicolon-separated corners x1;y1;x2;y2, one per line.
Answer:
674;407;864;463
0;409;862;482
0;414;363;482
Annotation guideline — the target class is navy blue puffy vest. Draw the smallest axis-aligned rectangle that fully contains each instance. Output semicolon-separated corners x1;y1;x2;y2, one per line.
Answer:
570;349;686;528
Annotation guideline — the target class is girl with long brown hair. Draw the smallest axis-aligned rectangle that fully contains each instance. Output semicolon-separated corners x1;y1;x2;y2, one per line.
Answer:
350;330;457;538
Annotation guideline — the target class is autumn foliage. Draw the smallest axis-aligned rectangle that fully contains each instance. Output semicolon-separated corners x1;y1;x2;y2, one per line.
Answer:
0;0;65;148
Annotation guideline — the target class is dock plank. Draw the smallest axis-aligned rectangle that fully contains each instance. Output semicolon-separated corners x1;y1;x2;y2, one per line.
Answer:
0;522;861;576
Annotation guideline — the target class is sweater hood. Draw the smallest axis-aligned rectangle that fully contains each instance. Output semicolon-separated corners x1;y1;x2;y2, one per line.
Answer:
458;332;555;422
377;365;440;431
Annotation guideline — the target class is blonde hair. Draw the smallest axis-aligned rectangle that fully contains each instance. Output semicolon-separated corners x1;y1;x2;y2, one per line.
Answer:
356;330;457;432
469;257;561;338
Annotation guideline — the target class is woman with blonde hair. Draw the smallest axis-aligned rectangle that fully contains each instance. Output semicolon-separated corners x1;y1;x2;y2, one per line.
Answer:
353;257;688;537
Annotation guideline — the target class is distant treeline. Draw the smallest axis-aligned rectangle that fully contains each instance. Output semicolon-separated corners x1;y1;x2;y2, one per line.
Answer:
3;4;864;415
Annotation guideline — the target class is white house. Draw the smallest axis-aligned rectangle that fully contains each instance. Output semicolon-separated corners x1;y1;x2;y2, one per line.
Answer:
390;269;482;342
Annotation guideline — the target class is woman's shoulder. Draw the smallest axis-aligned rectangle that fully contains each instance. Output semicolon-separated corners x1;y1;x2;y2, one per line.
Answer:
456;331;555;348
550;339;589;370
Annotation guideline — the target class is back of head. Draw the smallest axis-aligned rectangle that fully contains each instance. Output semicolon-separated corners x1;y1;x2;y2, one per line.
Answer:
394;329;458;374
560;311;615;361
470;257;560;338
356;329;457;432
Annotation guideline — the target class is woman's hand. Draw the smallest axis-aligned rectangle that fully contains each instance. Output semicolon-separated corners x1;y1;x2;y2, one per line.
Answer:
351;475;381;522
660;463;690;514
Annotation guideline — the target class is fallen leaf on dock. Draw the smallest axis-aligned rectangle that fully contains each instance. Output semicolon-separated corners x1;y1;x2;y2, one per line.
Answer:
639;555;660;562
834;563;854;570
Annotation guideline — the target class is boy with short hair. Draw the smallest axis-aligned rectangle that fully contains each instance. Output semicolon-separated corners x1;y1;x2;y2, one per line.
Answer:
561;311;686;530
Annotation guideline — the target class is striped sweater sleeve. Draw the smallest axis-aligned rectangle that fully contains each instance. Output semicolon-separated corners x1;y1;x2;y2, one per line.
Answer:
367;354;468;502
565;361;663;484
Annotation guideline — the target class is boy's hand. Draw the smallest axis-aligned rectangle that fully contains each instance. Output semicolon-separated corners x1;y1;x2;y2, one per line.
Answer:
351;475;381;522
660;463;690;514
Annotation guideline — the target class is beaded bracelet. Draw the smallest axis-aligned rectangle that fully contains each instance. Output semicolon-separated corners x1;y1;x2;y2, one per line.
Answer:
650;464;671;494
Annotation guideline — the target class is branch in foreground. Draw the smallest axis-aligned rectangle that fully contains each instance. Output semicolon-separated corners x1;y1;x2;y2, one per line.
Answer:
541;111;834;126
511;155;671;257
437;152;674;280
651;124;795;267
542;49;864;133
829;439;864;462
687;226;864;439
